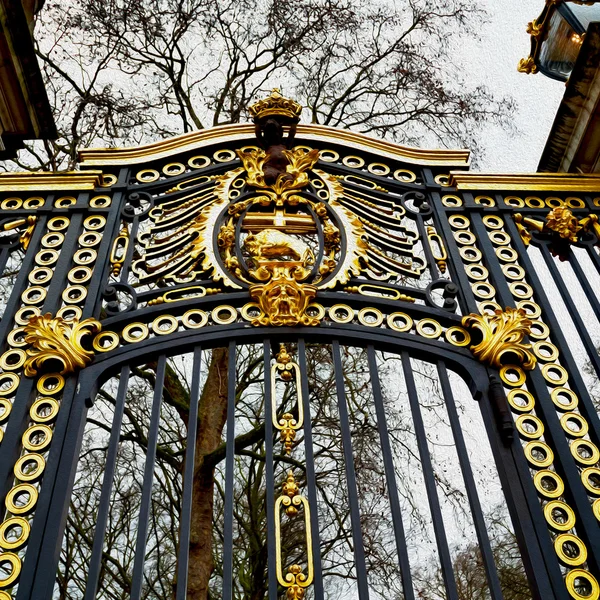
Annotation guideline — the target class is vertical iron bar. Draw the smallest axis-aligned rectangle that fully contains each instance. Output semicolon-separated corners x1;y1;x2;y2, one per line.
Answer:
130;354;167;600
367;346;415;600
436;361;504;600
401;351;459;600
332;340;370;599
222;341;237;600
568;249;600;322
84;366;131;600
297;339;324;600
175;347;203;600
263;340;278;600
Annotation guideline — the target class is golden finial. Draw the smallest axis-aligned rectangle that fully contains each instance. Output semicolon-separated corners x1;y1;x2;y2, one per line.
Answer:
248;88;302;124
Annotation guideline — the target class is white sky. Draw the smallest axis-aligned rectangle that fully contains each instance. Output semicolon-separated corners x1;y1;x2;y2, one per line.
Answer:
458;0;566;172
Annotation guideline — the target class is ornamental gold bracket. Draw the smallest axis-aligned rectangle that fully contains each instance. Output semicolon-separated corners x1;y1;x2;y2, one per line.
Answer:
514;208;596;247
2;216;37;250
23;313;102;377
462;307;537;370
109;225;129;276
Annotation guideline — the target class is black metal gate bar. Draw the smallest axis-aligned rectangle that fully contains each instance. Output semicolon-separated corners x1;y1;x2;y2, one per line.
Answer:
222;341;237;600
129;354;167;600
175;346;203;600
297;339;324;600
84;365;131;600
331;340;370;599
401;350;460;600
262;339;278;600
567;249;600;323
436;360;505;600
366;345;416;600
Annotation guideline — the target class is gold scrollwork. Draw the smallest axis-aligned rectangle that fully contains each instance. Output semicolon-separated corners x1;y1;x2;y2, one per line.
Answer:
2;216;38;250
110;226;129;277
462;307;536;370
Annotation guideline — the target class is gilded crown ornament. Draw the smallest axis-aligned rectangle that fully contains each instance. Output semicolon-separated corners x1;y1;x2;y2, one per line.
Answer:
248;88;302;124
462;307;537;370
23;314;101;376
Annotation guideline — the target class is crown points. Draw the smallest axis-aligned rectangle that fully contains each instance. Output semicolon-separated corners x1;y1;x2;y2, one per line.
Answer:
248;88;302;124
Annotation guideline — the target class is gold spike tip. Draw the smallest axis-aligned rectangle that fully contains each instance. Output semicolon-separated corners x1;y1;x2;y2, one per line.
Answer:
248;88;302;124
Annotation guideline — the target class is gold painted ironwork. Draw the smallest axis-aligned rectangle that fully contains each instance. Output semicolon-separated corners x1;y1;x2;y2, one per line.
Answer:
23;314;101;376
0;171;102;191
426;225;447;273
248;88;302;123
2;216;37;250
545;206;581;242
109;225;129;276
450;172;600;192
462;307;537;370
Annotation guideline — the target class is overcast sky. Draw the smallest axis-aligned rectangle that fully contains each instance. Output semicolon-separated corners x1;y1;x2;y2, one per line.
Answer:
459;0;565;172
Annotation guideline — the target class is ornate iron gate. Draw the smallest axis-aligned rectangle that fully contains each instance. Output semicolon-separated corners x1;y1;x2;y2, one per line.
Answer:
0;90;599;599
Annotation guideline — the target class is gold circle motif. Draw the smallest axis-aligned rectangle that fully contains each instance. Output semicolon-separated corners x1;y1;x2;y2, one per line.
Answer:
448;215;470;229
441;195;462;207
47;216;70;231
517;300;541;318
482;215;504;230
5;484;37;515
62;285;87;304
524;441;554;468
317;189;329;200
74;248;97;265
83;215;106;231
188;155;211;169
495;247;518;263
162;162;185;176
478;301;501;315
534;469;564;498
444;326;471;347
90;195;111;208
306;303;326;320
368;162;390;176
41;232;64;248
454;230;476;245
515;414;544;439
434;174;450;186
551;387;579;412
544;500;576;532
7;328;27;348
37;373;65;396
22;425;52;453
416;319;442;339
292;145;313;155
525;196;544;208
542;363;568;386
152;315;179;336
499;365;526;387
79;231;102;247
100;174;118;187
30;397;59;423
560;413;589;438
358;308;384;327
1;198;22;210
546;197;563;209
565;569;599;600
387;312;413;332
459;246;482;263
136;169;159;183
529;319;550;340
0;400;11;424
0;350;25;372
319;149;339;162
23;197;44;209
93;331;119;352
342;155;365;168
475;195;495;207
35;249;59;266
465;264;489;281
213;149;236;162
68;266;93;284
212;306;237;325
582;467;600;496
489;231;511;246
0;517;30;551
56;305;82;321
471;282;496;300
329;304;354;324
0;552;21;588
122;322;149;343
571;439;600;466
182;310;209;329
14;453;45;482
54;196;76;208
240;303;263;322
502;264;526;281
504;196;524;208
554;534;587;566
533;341;559;362
28;267;53;285
393;169;417;183
21;286;47;306
566;197;585;209
507;389;535;413
0;374;19;397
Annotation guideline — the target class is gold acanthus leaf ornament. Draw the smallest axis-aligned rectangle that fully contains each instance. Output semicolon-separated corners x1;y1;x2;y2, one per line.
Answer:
23;314;101;377
462;307;537;370
545;206;582;243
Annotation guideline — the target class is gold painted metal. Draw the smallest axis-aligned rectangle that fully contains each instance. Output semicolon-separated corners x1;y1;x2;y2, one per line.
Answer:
329;305;354;324
37;373;65;395
499;365;526;387
450;172;600;192
515;414;544;439
426;225;447;273
462;307;536;370
551;387;579;412
534;470;565;499
344;284;415;303
54;196;76;208
110;226;129;276
61;285;87;304
507;389;535;413
13;453;45;482
21;286;47;305
0;517;30;551
0;171;102;191
56;306;83;322
5;484;37;515
581;468;600;496
541;364;569;386
29;398;59;423
0;350;25;371
554;534;587;567
92;331;120;352
0;374;19;396
0;552;21;588
6;327;27;348
544;500;576;532
22;424;52;453
524;441;554;468
1;198;22;209
23;197;44;209
2;216;37;250
441;194;462;207
89;195;111;208
387;312;413;332
182;310;209;329
358;308;384;328
416;319;442;339
211;306;237;325
122;322;149;343
249;88;302;122
445;326;471;347
152;315;179;336
571;439;600;466
22;314;101;377
560;413;589;438
136;168;159;183
565;569;600;600
0;400;11;424
544;207;581;242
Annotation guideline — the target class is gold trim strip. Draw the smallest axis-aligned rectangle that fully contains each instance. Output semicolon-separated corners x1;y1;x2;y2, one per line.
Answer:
79;123;470;167
0;172;103;192
450;172;600;192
